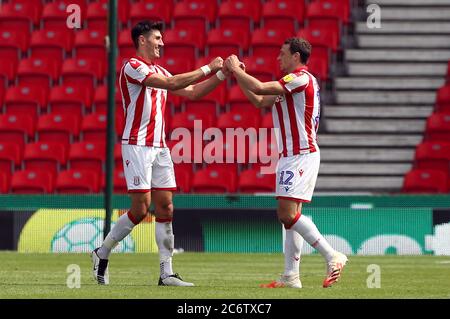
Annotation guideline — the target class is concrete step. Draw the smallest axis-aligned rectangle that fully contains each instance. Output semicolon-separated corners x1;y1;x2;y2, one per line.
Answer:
357;35;450;48
316;176;403;191
320;148;415;162
335;91;436;105
319;163;411;175
318;134;422;147
356;22;450;34
367;0;450;6
368;8;450;20
325;119;426;133
334;77;444;90
347;63;447;76
345;49;450;62
324;106;432;118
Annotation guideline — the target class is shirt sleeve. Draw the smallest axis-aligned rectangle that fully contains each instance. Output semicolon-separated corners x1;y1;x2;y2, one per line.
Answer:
124;59;156;84
278;72;310;93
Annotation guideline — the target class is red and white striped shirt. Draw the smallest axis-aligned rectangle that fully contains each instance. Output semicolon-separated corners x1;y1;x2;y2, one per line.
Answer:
119;56;171;147
272;66;320;157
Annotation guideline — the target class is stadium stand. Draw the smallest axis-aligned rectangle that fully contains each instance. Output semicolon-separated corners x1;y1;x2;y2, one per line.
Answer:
1;0;449;195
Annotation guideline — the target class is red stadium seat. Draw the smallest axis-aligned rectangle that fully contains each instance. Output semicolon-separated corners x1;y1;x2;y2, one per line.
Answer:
68;141;105;172
0;171;9;193
11;170;54;194
81;113;107;142
261;0;305;34
242;56;279;81
49;84;93;116
251;28;294;58
158;56;194;75
16;57;60;87
129;0;173;26
298;25;339;53
93;84;122;113
414;141;450;174
36;113;80;146
86;0;129;31
217;0;261;31
74;29;107;60
229;103;262;119
23;142;67;177
171;111;215;132
173;0;217;33
217;110;260;130
307;50;330;81
118;29;134;59
306;1;343;44
184;82;227;112
163;27;205;62
192;166;237;193
0;48;18;83
0;142;22;178
173;163;193;193
114;143;122;168
102;167;127;193
315;0;350;24
206;27;249;58
425;112;450;142
261;112;274;129
30;29;74;63
41;1;87;30
238;167;276;193
436;85;450;113
248;135;279;171
0;114;34;149
0;2;39;34
0;29;28;57
61;57;105;90
55;169;100;194
402;169;448;194
4;85;48;120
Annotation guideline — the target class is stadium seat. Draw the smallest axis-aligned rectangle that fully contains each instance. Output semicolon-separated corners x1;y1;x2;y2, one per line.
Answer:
305;1;343;44
425;112;450;142
55;169;100;194
92;84;121;114
171;111;215;132
158;56;194;75
307;50;330;81
129;0;173;26
0;114;34;149
173;0;217;33
73;29;107;60
229;103;262;119
163;27;205;62
36;113;80;146
0;48;18;83
184;82;227;113
41;1;87;30
80;113;107;142
0;142;22;179
414;141;450;174
118;30;134;59
435;85;450;113
298;25;339;53
173;163;193;193
261;0;305;34
260;112;274;129
0;171;9;193
11;170;54;194
248;136;279;173
0;29;29;57
216;110;260;130
48;84;93;116
250;27;294;58
16;57;60;87
203;138;248;165
206;27;249;58
114;143;122;169
402;169;448;194
238;167;276;193
4;85;48;120
23;142;67;178
102;167;127;193
29;29;74;63
167;136;201;165
61;57;105;90
315;0;350;24
68;142;105;173
86;0;129;31
217;0;261;31
191;166;237;193
242;56;279;82
0;1;39;34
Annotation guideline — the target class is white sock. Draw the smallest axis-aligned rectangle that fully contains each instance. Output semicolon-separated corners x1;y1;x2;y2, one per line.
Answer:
156;220;174;279
284;229;303;277
97;211;137;259
290;214;336;262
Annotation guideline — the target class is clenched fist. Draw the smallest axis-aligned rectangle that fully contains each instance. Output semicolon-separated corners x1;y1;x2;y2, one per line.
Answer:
208;57;224;72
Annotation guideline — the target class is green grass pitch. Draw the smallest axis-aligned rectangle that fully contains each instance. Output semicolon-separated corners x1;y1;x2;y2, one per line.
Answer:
1;252;449;299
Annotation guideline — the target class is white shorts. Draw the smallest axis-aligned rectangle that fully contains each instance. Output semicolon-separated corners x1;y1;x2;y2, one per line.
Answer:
275;151;320;203
122;144;177;193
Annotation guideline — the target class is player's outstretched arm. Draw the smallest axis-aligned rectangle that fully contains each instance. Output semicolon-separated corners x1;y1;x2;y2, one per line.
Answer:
226;55;285;96
142;57;223;91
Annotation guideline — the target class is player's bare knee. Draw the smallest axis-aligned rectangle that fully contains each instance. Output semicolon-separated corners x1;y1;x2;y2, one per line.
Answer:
155;202;174;219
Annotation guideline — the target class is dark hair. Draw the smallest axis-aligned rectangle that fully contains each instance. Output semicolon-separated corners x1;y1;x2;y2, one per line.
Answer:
131;20;164;49
284;37;312;64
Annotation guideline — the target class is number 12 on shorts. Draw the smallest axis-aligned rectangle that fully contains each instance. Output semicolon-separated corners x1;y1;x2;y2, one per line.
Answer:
279;170;294;185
